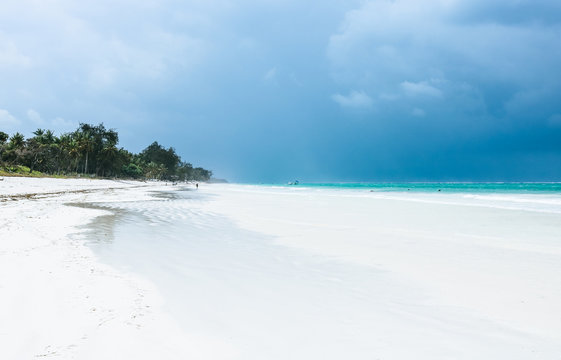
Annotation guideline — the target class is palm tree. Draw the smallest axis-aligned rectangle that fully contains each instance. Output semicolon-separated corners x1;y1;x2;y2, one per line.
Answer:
0;131;9;164
75;130;94;174
56;134;73;174
3;133;26;166
96;127;119;176
0;131;8;144
8;133;25;150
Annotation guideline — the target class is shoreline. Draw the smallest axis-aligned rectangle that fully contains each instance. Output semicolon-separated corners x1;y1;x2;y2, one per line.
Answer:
2;178;561;359
200;184;561;357
0;177;201;359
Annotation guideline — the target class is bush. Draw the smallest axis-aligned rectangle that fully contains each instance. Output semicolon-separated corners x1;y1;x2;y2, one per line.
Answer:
121;163;143;178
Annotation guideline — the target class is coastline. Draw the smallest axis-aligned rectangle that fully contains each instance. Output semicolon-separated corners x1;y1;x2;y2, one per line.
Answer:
0;177;209;359
199;184;561;357
2;178;561;359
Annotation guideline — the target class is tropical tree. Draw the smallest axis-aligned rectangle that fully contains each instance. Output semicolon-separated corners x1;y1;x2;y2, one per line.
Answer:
0;123;213;181
55;134;74;174
139;141;180;179
8;132;25;149
75;127;95;174
176;161;193;181
143;161;167;180
24;129;59;172
95;126;119;176
121;162;143;178
0;131;8;164
191;167;212;181
2;133;25;164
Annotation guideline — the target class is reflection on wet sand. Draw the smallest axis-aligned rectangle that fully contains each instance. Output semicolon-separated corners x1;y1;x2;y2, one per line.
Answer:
67;187;193;244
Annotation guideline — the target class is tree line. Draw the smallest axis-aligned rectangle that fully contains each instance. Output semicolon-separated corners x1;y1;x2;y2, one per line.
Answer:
0;123;212;181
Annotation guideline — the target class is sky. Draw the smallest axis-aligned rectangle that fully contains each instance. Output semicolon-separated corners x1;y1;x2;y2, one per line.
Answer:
0;0;560;182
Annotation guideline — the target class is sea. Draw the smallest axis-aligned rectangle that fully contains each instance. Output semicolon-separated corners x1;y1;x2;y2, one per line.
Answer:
264;182;561;193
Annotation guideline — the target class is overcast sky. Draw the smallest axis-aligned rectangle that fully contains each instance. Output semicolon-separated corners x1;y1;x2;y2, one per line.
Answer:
1;0;560;182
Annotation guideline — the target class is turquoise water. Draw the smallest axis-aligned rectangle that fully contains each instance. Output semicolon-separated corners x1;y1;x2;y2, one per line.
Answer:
269;182;561;193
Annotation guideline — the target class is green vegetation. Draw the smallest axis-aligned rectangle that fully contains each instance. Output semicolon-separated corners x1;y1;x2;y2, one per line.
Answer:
0;124;212;181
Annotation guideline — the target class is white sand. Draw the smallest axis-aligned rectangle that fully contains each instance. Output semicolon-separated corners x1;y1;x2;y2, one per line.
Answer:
0;177;223;359
198;184;561;358
2;178;561;359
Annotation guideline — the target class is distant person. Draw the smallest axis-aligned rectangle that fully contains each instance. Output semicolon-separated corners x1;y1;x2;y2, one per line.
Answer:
196;183;199;189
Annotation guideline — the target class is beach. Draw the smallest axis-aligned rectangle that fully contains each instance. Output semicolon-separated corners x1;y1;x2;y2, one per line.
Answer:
0;178;214;359
2;178;561;359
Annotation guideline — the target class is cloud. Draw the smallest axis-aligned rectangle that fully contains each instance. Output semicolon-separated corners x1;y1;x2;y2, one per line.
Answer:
0;109;20;128
0;33;31;68
27;109;44;125
401;81;442;98
0;0;559;181
0;0;208;98
327;0;561;124
379;93;400;101
52;117;76;131
332;90;373;108
25;109;76;132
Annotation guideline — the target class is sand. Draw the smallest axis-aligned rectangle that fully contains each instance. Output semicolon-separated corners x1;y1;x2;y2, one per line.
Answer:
0;177;219;359
2;178;561;359
199;184;561;358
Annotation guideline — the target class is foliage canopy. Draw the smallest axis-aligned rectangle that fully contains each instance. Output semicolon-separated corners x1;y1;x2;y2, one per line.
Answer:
0;123;212;181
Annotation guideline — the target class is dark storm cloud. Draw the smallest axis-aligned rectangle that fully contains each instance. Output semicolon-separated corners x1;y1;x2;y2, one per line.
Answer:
0;0;559;181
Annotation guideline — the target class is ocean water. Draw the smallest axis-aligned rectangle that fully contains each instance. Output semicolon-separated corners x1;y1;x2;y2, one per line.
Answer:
269;182;561;193
240;182;561;215
84;184;561;359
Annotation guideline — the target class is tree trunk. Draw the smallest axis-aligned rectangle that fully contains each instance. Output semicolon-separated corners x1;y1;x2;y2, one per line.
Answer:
84;152;89;174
